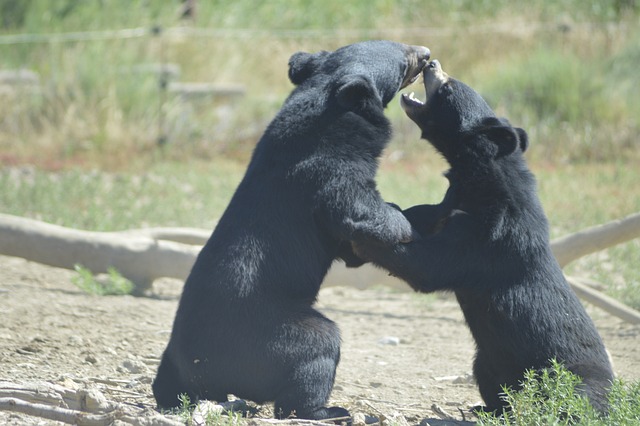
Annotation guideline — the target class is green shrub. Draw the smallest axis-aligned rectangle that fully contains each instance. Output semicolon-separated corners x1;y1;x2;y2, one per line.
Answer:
176;393;243;426
475;45;638;161
71;264;134;295
480;48;618;125
477;360;640;425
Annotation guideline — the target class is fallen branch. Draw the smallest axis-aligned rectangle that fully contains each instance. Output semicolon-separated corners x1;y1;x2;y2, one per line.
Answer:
430;403;456;421
122;227;211;246
1;213;639;323
551;212;640;268
0;397;118;426
245;419;344;425
0;381;112;412
566;276;640;324
0;382;183;426
0;213;200;294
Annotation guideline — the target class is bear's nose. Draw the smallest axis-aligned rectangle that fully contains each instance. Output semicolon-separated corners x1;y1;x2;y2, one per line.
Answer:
416;45;431;61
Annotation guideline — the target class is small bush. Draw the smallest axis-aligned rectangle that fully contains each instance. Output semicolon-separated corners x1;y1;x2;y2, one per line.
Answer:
476;45;637;161
176;394;243;426
481;48;618;125
71;264;134;295
476;360;640;425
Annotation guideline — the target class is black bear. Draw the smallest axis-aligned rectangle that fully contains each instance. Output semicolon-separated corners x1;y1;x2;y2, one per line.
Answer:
353;59;614;414
152;40;430;421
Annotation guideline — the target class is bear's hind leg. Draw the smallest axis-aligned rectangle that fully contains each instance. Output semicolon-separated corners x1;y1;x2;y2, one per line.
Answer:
274;356;349;421
153;352;192;410
272;311;349;421
568;362;614;414
473;352;509;414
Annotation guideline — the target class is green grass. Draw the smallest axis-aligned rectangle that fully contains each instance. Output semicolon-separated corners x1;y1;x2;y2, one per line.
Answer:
2;156;638;308
1;3;639;422
531;162;640;309
175;393;244;426
71;264;134;295
0;1;639;166
0;160;243;230
477;360;640;425
472;46;637;162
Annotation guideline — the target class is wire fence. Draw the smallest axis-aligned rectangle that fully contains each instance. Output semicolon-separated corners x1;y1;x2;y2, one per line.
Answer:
0;21;608;44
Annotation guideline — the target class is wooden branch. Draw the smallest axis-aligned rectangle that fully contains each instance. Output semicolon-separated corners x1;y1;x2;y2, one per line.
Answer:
565;276;640;324
1;212;639;324
0;382;65;407
0;398;117;426
430;403;457;421
0;381;112;412
0;213;200;294
245;418;341;425
121;227;211;245
0;382;183;426
551;212;640;268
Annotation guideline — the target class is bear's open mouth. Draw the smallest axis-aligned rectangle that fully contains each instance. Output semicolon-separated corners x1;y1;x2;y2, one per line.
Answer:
400;91;425;114
400;60;448;114
402;91;424;107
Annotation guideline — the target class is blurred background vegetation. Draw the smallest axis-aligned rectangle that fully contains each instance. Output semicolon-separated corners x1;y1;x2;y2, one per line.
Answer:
1;0;639;165
0;0;639;305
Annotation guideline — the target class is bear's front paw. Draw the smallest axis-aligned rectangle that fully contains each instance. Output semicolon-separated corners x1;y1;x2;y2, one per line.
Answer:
386;207;417;244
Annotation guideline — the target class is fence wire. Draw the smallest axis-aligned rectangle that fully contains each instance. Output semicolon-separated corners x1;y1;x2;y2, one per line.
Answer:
0;21;609;45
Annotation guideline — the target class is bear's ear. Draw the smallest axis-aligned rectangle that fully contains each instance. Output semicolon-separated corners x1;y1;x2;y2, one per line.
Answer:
335;74;380;110
288;51;329;85
515;127;529;153
474;117;526;157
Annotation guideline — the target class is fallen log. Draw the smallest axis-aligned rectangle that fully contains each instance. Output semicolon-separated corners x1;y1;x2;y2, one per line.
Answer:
122;226;211;245
0;212;639;323
0;381;112;412
0;398;118;426
551;212;640;267
566;276;640;324
0;213;199;294
0;381;183;426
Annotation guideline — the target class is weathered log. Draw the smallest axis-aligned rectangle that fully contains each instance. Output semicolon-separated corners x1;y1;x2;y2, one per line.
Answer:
566;276;640;324
0;382;183;426
551;212;640;267
1;213;639;324
122;226;211;245
0;397;117;426
0;213;199;294
0;213;396;292
245;418;344;425
0;381;112;412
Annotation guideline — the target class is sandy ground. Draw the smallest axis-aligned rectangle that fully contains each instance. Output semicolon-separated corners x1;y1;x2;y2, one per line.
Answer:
1;254;639;425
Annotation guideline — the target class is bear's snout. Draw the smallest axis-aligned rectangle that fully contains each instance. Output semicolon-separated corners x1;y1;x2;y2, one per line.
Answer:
401;45;431;89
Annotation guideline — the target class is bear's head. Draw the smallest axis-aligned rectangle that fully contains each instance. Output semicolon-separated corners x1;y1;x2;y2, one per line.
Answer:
288;40;430;109
400;59;528;163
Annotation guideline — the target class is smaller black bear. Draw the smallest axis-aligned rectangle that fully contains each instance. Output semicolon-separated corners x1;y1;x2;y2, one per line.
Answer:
354;60;614;414
152;40;430;421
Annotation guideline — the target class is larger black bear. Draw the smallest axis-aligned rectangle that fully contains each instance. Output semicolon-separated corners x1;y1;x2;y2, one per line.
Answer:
152;41;430;420
354;60;614;413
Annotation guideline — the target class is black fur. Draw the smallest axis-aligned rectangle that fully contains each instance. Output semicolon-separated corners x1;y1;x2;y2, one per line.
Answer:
152;40;430;420
354;60;614;414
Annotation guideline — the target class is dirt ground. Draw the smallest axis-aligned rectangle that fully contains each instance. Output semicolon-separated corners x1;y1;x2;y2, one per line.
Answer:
1;254;639;425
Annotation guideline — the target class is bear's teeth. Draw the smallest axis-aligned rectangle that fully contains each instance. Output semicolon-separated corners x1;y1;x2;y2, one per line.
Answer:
408;92;423;104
